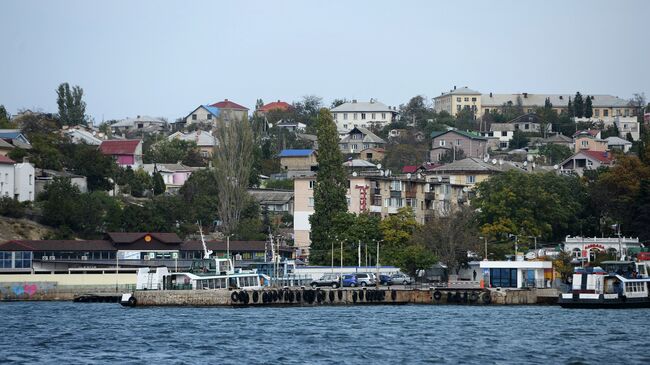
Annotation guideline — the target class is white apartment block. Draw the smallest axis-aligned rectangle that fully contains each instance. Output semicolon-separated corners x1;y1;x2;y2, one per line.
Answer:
331;99;398;133
0;157;35;202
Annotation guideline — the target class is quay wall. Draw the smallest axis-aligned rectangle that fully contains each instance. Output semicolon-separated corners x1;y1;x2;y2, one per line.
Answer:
0;273;137;301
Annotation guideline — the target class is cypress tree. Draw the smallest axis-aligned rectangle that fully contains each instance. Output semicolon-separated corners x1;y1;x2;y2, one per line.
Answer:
567;98;574;118
584;95;593;118
152;171;166;195
308;108;348;264
574;92;584;118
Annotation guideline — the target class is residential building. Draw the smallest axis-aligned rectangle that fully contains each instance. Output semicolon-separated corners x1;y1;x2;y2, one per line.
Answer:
0;129;32;150
481;124;514;150
614;117;640;141
433;86;482;118
168;131;216;158
184;105;220;126
430;130;488;163
110;115;168;135
34;168;88;195
535;134;573;149
142;163;198;192
606;136;632;153
279;149;318;172
339;127;387;155
276;120;306;132
560;150;614;176
99;139;143;169
331;99;398;132
573;130;607;153
209;99;249;122
64;128;103;145
0;156;35;202
358;147;385;162
564;236;642;263
256;100;292;116
248;189;294;215
0;139;15;156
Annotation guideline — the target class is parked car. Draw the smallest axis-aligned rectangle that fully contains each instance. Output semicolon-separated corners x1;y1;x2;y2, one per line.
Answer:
310;274;340;288
342;274;358;287
354;273;375;287
379;274;391;285
389;273;413;285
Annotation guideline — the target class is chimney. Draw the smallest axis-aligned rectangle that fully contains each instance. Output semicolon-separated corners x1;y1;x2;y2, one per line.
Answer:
225;98;228;102
523;93;528;98
352;99;357;103
489;92;493;97
454;85;456;90
22;157;29;163
277;100;281;103
559;95;563;100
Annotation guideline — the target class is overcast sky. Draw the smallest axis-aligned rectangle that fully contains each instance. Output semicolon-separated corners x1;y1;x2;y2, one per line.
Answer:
1;0;648;122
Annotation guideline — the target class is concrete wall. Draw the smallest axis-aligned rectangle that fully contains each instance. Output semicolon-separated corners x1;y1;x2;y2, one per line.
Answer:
0;273;137;300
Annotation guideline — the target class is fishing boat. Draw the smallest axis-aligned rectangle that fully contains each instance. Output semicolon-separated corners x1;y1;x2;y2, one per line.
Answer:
558;260;650;308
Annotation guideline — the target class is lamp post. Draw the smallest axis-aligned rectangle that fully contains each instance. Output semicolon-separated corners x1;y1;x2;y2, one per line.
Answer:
479;236;488;260
375;240;382;288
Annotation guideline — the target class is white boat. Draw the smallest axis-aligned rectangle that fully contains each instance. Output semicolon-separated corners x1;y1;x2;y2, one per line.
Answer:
558;260;650;308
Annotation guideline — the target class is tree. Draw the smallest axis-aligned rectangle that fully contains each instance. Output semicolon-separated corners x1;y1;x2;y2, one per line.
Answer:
544;97;553;110
213;115;254;235
152;171;166;195
539;144;572;164
0;105;14;129
56;82;87;125
330;98;348;109
400;95;434;128
61;143;117;191
631;179;650;241
567;98;574;118
509;130;529;149
308;109;348;265
584;95;593;118
394;244;437;279
573;92;584;118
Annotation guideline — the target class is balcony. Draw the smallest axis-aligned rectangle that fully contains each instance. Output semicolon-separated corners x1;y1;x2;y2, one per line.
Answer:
424;192;435;200
405;189;417;199
390;190;402;198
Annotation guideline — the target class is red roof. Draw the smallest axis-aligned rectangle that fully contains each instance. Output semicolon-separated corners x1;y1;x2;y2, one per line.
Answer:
0;155;16;165
99;139;141;155
582;150;615;164
402;165;418;174
210;99;249;110
573;129;600;138
258;100;291;113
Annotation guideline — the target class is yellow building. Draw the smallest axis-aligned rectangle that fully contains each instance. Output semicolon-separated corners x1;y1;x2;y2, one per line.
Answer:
433;86;482;118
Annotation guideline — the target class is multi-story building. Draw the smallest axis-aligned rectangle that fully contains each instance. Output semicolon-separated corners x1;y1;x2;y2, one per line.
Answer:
339;127;386;155
168;131;216;158
433;86;482;118
209;99;249;122
573;130;608;153
331;99;398;133
184;99;249;126
0;156;35;202
430;130;488;163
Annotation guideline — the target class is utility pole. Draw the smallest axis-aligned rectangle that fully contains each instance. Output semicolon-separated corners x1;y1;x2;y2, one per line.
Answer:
358;240;361;267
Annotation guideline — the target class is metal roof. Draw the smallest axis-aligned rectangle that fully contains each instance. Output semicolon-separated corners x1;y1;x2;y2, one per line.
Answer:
481;93;630;108
340;127;386;144
435;87;481;97
278;149;315;157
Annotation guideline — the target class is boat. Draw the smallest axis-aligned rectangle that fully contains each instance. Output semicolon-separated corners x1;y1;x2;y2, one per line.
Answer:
558;260;650;308
121;226;271;306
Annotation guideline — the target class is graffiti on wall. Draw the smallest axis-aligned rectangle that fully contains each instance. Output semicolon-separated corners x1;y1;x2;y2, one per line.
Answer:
0;282;57;299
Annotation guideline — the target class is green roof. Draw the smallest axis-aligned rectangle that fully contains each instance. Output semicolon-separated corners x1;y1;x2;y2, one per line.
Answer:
430;129;487;140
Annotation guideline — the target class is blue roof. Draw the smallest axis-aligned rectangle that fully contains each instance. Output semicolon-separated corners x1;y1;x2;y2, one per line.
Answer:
0;132;22;139
278;149;314;157
203;105;220;117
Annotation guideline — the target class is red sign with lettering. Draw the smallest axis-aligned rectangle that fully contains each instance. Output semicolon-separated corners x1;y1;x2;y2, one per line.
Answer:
355;185;368;211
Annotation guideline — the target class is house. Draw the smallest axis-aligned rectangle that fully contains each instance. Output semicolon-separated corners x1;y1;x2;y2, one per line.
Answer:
560;150;615;176
278;149;318;172
0;156;35;202
34;168;88;195
142;163;197;192
248;188;294;215
296;133;318;149
506;113;552;134
184;105;220;126
111;115;168;135
168;131;216;158
0;129;32;150
0;139;15;156
256;100;292;116
606;136;632;153
358;147;384;162
331;99;398;132
99;139;143;169
339;127;386;155
430;130;488;163
64;128;103;145
209;99;249;122
276;120;306;132
613;117;640;141
536;134;573;149
481;124;515;150
564;236;642;263
573;130;608;153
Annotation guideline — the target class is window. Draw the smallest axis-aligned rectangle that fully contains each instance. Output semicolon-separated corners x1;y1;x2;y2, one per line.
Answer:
207;114;212;120
390;180;402;191
471;97;477;102
343;124;348;129
490;268;518;288
346;197;351;206
457;105;461;112
456;139;461;146
466;175;476;184
361;113;366;120
616;109;621;116
29;175;32;185
603;109;609;117
382;113;386;119
384;198;389;207
456;97;461;102
464;97;469;102
308;197;314;207
0;252;11;268
352;144;358;150
353;113;358;120
309;180;316;189
439;140;446;147
363;144;370;149
581;140;588;148
485;108;490;113
192;114;197;120
525;124;529;130
595;109;600;117
343;113;348;120
371;113;375;119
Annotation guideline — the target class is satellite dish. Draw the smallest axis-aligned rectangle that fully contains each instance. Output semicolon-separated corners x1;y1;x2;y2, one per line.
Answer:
527;155;534;162
417;173;422;179
387;170;391;177
407;173;412;179
523;161;528;167
437;176;442;182
553;164;559;170
352;171;358;177
532;162;536;168
462;187;469;192
492;159;497;165
498;159;503;165
379;170;384;176
376;163;382;169
483;157;489;163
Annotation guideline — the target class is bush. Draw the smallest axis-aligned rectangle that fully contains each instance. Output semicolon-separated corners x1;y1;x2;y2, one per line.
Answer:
0;197;26;218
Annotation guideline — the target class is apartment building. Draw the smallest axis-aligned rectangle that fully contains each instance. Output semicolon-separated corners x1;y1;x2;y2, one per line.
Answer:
433;86;482;118
331;99;398;133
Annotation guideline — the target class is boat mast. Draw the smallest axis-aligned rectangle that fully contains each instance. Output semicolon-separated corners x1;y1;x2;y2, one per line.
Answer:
197;221;213;259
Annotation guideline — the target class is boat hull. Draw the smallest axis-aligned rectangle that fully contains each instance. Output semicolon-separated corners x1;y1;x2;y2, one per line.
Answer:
558;295;650;309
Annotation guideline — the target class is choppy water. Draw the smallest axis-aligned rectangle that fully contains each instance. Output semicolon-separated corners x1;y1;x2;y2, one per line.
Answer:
1;302;649;364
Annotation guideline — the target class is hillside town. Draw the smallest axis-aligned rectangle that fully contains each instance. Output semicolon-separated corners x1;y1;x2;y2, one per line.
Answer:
0;83;649;291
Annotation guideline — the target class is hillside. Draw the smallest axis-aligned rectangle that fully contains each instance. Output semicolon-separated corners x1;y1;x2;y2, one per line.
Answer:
0;216;54;242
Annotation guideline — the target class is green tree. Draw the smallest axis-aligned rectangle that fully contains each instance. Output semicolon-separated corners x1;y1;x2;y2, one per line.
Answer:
567;98;574;118
584;95;593;118
56;82;87;125
309;108;348;265
573;92;584;118
395;244;438;279
509;130;530;149
539;144;573;164
0;105;15;129
61;143;117;191
152;171;166;195
330;98;348;109
379;207;419;265
631;179;650;241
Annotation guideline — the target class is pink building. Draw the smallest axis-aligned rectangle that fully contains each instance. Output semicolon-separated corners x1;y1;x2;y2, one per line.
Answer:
99;139;143;168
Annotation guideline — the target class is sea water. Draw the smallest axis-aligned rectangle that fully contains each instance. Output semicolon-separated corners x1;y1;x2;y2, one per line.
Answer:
1;302;648;364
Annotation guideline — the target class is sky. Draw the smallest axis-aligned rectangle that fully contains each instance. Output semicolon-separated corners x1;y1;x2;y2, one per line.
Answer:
1;0;649;123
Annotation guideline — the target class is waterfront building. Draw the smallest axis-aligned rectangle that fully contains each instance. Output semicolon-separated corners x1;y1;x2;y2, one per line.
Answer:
331;99;398;133
99;139;143;169
563;236;642;262
480;260;553;289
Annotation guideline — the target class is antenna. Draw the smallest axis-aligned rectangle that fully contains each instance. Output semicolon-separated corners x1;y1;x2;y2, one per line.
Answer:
498;159;503;165
523;161;528;167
